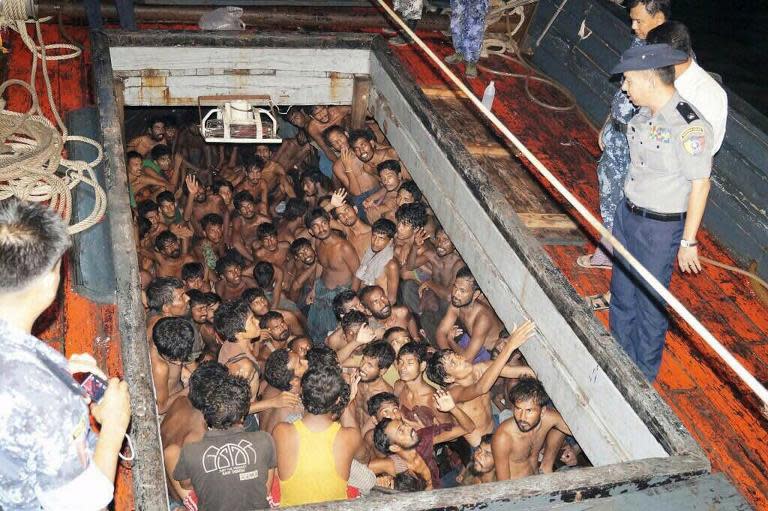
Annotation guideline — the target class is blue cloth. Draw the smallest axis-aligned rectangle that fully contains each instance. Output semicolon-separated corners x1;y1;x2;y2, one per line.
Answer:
609;201;684;381
596;37;644;232
350;186;380;224
611;44;688;74
449;0;490;63
457;332;491;363
318;151;334;179
307;279;350;344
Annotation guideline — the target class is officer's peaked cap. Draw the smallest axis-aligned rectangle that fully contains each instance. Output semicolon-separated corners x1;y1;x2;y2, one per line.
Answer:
611;43;688;74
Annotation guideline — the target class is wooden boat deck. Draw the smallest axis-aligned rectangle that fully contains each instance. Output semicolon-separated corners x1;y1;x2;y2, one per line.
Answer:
3;21;765;510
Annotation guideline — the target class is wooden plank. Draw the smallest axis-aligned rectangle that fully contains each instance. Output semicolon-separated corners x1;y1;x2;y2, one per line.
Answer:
518;212;578;230
420;86;468;99
350;74;371;129
466;142;519;158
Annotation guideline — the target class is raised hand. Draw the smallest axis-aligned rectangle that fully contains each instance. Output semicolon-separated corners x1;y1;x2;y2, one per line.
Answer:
449;324;464;339
434;388;457;412
185;174;200;195
330;188;348;208
503;320;536;352
414;227;430;247
170;223;193;239
355;324;376;345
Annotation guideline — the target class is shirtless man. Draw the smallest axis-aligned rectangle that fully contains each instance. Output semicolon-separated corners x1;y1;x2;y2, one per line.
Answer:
329;190;371;259
359;285;420;341
267;129;316;185
306;105;351;163
324;291;366;354
437;266;506;362
127;117;166;157
277;198;309;244
284;237;317;306
257;311;294;363
304;208;360;343
353;219;400;304
363;160;403;223
214;256;257;302
211;179;237;219
237;157;269;215
181;262;211;293
142;228;196;279
145;277;191;341
137;200;167;249
260;348;309;434
326;311;379;369
300;170;329;210
253;222;290;271
394;342;451;425
186;290;221;358
393;203;431;310
191;214;227;272
354;340;396;426
156;191;185;227
230;191;271;261
149;316;196;413
325;126;379;204
176;120;212;170
161;361;228;506
350;128;401;183
426;321;536;447
213;299;263;367
492;378;572;480
183;175;228;238
128;150;170;205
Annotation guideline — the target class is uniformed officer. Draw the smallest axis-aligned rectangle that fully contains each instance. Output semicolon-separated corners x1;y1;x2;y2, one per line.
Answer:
608;43;713;381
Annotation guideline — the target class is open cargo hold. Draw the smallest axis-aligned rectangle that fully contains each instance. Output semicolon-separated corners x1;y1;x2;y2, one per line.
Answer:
86;30;750;509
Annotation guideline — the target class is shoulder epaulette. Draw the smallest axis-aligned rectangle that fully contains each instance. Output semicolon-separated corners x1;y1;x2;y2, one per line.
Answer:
676;102;699;124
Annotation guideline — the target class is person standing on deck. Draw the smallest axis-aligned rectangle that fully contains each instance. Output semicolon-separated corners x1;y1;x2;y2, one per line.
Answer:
444;0;491;78
0;200;131;511
390;0;424;46
578;0;669;279
608;43;712;381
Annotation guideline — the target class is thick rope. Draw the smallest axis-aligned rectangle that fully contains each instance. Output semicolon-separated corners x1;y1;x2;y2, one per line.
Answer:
374;0;768;407
0;9;107;235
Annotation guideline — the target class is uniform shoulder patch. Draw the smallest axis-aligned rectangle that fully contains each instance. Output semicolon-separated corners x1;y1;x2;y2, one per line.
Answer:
680;126;707;155
676;102;700;124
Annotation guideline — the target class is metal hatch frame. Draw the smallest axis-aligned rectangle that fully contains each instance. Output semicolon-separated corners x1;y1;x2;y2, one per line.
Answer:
90;29;714;511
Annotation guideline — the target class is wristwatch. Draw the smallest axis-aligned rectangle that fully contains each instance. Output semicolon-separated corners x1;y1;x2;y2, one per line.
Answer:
680;239;699;248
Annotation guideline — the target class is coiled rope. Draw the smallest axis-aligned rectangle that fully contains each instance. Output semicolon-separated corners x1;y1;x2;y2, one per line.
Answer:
0;5;107;234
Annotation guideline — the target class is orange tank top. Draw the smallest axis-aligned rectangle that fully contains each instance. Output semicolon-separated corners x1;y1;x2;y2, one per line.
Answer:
279;420;348;506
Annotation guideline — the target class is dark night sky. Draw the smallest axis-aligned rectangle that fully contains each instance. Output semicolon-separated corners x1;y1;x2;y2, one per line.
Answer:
672;0;768;116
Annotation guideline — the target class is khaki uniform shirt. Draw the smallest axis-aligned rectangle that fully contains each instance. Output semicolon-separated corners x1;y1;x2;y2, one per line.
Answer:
624;91;713;213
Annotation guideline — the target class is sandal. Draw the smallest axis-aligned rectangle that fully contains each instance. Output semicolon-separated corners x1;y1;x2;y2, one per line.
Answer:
586;292;611;311
577;254;612;270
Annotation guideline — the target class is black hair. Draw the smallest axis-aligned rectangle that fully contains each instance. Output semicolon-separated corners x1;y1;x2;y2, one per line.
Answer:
204;292;221;306
152;316;195;361
186;289;208;308
201;213;224;230
373;418;394;454
241;287;266;304
300;169;323;185
215;254;241;278
398;180;422;202
156;190;175;206
383;326;408;341
181;262;205;282
0;199;71;293
288;336;311;351
256;222;278;241
341;309;368;335
306;345;340;371
282;198;308;221
150;144;171;161
647;21;692;56
395;202;427;229
126;150;143;163
394;471;427;492
332;289;359;321
138;217;152;239
371;218;396;239
259;310;284;329
137;200;159;219
163;115;178;129
455;265;479;291
289;237;313;256
213;300;252;342
304;207;330;229
426;349;453;388
189;361;229;410
246;155;266;171
154;230;179;252
479;433;494;446
210;178;233;195
348;127;375;145
652;65;677;85
233;190;256;211
376;159;401;176
301;365;350;416
146;277;184;313
627;0;671;18
362;341;396;372
322;124;346;147
508;378;549;407
367;391;398;417
253;261;274;289
264;348;293;391
203;374;251;429
148;116;165;129
397;341;428;364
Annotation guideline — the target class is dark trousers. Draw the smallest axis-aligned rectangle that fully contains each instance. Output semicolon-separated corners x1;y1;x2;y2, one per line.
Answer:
609;200;683;381
84;0;137;31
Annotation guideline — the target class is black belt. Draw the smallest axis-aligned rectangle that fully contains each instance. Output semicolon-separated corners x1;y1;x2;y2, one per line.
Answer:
625;200;686;222
611;119;627;134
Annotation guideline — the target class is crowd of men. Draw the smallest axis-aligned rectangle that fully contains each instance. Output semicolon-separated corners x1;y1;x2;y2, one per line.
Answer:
127;106;585;509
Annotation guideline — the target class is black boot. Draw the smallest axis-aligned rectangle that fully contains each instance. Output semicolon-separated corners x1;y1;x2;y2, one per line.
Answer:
390;19;419;46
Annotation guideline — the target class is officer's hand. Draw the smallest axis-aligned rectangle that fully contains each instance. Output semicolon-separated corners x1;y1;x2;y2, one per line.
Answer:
678;246;702;274
91;378;131;433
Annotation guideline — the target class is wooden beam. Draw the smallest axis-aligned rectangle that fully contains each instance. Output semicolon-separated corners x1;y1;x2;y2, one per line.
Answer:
351;74;372;129
466;143;520;159
517;212;578;231
420;86;467;99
